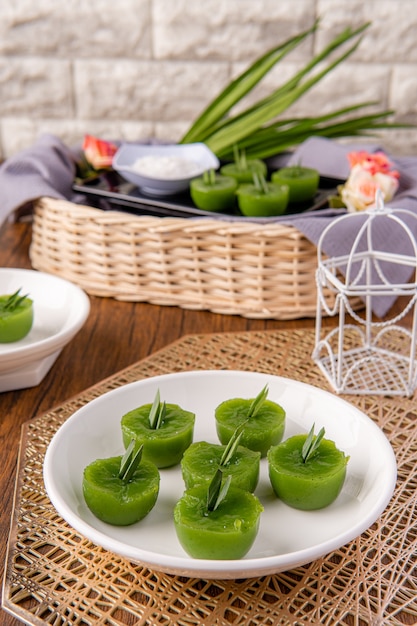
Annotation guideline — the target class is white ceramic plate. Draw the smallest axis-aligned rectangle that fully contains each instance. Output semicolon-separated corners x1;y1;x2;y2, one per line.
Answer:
43;370;396;579
0;269;90;387
113;142;220;195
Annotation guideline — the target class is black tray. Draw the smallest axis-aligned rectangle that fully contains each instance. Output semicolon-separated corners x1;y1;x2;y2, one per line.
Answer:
72;171;340;221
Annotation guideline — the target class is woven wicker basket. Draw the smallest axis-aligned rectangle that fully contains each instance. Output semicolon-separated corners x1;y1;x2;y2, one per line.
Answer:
30;197;335;319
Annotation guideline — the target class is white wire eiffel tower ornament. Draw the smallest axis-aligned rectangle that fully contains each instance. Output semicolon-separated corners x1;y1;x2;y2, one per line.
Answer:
313;190;417;396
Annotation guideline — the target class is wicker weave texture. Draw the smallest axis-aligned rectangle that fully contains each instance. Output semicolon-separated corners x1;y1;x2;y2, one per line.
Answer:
30;198;324;319
3;330;416;626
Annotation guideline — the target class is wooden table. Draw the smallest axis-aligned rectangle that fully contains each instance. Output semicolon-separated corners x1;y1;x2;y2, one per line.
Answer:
1;219;415;626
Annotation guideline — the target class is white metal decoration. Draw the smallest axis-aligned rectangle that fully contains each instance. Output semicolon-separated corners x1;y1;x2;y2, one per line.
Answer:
313;190;417;396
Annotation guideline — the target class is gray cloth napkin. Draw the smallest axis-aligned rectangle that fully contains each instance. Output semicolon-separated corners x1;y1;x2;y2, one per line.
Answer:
1;134;417;317
0;134;79;225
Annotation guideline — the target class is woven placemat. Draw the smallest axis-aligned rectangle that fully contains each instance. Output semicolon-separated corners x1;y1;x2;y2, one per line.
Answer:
3;329;417;626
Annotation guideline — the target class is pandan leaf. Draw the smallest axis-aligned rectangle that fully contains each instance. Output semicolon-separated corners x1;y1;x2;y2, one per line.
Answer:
302;424;326;463
247;384;269;418
119;440;144;482
179;22;408;159
220;421;247;466
180;22;318;144
148;389;166;430
207;468;233;512
1;288;29;312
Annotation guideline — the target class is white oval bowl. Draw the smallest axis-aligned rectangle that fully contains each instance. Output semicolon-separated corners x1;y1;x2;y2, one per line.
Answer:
113;142;220;195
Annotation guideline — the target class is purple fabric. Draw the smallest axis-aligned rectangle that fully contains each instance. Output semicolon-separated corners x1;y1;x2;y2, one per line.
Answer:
1;134;417;317
0;134;79;223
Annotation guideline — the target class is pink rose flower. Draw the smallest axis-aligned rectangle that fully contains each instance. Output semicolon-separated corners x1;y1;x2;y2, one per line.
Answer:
340;151;399;212
82;134;118;170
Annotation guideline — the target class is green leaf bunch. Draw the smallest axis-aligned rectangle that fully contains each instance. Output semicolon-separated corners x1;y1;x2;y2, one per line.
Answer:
180;22;406;160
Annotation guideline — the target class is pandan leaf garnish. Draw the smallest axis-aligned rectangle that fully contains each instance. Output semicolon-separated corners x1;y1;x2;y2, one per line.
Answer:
0;288;29;312
247;384;269;418
207;468;232;512
202;168;217;186
252;171;270;194
119;440;144;482
148;389;166;430
220;421;247;466
302;423;325;463
233;145;248;170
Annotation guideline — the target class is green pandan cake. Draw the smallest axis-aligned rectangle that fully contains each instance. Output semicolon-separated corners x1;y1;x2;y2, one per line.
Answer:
174;469;263;560
215;385;285;457
83;442;160;525
268;425;349;510
121;390;195;468
181;424;261;492
0;289;33;343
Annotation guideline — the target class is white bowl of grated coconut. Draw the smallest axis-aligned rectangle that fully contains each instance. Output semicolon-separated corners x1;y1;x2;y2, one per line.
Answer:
113;142;220;196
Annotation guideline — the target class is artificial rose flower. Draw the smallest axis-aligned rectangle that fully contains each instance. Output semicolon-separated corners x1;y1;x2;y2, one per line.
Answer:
340;151;399;212
82;134;118;170
347;150;399;177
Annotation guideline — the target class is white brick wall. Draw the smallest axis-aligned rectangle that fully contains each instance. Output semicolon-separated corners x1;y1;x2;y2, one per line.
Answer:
0;0;416;159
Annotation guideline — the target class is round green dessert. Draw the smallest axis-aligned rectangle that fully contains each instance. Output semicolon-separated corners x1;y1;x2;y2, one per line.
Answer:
174;483;263;559
0;290;33;343
190;172;237;211
181;440;261;492
268;432;349;510
236;182;289;216
271;166;319;203
220;159;267;184
82;454;160;525
121;401;195;468
215;387;285;457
